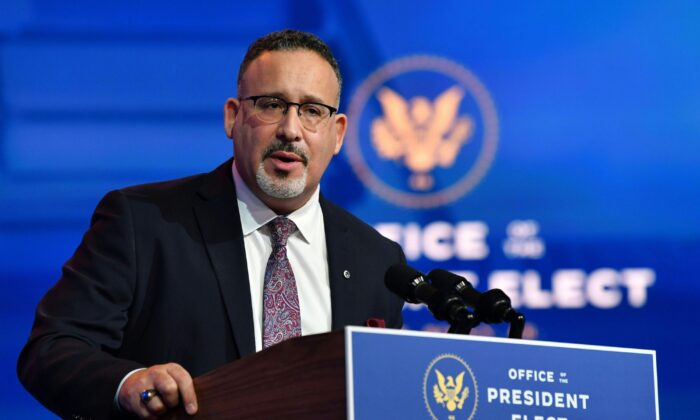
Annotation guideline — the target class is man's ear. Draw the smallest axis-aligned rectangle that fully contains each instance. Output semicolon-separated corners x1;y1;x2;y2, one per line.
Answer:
333;113;348;154
223;98;241;138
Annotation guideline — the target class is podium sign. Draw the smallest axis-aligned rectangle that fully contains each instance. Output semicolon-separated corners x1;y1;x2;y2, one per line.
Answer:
346;327;658;420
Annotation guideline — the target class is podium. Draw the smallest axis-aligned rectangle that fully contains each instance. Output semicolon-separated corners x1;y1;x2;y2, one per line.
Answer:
165;331;346;419
166;327;658;419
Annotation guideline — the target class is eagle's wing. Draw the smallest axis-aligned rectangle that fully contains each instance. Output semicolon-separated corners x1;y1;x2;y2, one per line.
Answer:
371;87;414;158
437;116;473;167
457;387;470;409
371;119;404;159
435;369;448;394
454;372;465;394
376;87;413;136
429;85;465;137
433;384;445;403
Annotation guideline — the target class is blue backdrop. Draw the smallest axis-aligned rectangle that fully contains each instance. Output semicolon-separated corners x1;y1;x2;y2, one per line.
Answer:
2;1;698;417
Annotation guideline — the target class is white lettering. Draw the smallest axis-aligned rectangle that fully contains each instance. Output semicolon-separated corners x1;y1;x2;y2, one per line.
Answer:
555;392;564;408
374;221;489;261
522;271;552;309
487;387;498;403
507;220;538;237
500;388;511;404
503;220;545;259
541;392;552;407
587;268;622;309
621;268;655;307
489;388;589;410
423;221;454;261
580;394;590;409
510;369;554;382
488;268;655;310
512;388;522;405
552;270;586;308
376;222;655;310
455;221;489;259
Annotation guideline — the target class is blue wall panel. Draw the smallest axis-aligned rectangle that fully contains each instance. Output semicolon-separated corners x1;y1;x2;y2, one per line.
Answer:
3;42;246;112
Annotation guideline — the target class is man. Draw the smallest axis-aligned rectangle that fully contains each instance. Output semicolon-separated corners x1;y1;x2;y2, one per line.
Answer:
18;30;405;419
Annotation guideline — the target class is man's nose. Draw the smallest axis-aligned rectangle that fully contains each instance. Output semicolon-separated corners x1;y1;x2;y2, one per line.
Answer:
276;106;303;142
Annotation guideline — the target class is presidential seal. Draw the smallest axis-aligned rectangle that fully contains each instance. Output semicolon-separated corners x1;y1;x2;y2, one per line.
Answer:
423;354;479;419
346;56;499;208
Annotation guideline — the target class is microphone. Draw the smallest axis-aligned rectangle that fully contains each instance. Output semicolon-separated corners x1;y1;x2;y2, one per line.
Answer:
385;264;475;331
428;269;518;325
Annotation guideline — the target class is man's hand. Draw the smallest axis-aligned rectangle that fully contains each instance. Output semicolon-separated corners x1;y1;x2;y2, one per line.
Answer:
118;363;198;418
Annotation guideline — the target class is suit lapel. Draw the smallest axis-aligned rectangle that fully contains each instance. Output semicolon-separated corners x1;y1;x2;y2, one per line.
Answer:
321;195;361;329
193;160;256;357
193;168;362;349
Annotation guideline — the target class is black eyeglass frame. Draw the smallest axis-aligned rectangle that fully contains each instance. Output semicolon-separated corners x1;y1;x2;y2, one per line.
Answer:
242;95;338;120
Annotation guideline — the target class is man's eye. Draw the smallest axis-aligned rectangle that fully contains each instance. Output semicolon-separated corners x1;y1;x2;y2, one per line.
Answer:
258;99;284;110
302;105;323;117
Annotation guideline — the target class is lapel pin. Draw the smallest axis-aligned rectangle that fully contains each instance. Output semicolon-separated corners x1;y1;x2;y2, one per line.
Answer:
343;270;351;279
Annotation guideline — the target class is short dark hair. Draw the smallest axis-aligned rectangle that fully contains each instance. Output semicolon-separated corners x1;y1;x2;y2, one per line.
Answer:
237;29;342;101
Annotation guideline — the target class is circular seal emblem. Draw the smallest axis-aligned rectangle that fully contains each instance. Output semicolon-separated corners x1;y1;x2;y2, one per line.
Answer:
346;56;499;208
423;353;479;419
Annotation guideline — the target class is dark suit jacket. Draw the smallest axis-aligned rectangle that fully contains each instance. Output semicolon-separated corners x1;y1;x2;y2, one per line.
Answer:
17;159;405;419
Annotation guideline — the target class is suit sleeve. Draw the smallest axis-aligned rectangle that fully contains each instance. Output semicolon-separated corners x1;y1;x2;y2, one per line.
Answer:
17;190;144;419
385;240;407;329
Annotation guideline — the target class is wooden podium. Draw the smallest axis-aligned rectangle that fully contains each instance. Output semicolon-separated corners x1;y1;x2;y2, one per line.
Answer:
165;331;346;419
164;327;658;419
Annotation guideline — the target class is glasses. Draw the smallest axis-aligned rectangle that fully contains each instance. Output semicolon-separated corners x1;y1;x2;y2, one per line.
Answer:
242;95;338;130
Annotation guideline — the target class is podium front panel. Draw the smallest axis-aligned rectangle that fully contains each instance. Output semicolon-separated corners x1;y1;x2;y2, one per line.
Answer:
346;327;658;420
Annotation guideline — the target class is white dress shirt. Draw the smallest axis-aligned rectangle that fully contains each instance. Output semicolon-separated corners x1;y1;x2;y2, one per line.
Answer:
232;162;332;351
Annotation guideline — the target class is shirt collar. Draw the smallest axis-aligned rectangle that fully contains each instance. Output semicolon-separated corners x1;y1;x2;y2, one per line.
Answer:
232;160;321;244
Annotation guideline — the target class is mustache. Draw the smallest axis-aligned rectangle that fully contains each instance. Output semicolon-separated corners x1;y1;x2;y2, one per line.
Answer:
262;142;309;166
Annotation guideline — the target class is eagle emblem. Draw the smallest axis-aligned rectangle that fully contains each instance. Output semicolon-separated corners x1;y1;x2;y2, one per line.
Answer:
432;369;470;412
371;85;474;190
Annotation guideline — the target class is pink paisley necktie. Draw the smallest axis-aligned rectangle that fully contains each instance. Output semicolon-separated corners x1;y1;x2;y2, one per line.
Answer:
262;216;301;348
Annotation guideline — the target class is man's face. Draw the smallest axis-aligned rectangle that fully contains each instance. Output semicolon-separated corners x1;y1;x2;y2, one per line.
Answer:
224;49;347;213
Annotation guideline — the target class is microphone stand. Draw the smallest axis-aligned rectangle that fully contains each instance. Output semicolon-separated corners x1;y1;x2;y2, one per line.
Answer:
506;311;526;339
446;309;525;338
447;311;478;335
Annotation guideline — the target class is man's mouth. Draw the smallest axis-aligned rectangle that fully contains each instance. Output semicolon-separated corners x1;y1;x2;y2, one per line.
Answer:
263;144;309;167
265;149;308;173
269;151;304;164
